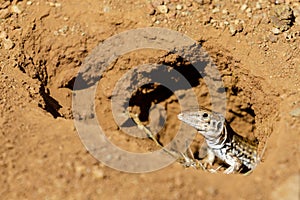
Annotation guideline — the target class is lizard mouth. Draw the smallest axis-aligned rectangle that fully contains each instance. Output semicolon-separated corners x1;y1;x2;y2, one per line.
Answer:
177;112;205;131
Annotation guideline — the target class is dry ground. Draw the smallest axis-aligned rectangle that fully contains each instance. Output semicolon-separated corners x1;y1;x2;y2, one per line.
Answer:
0;0;300;199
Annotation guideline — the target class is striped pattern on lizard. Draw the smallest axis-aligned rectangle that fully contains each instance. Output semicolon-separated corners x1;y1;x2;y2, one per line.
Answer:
178;108;261;174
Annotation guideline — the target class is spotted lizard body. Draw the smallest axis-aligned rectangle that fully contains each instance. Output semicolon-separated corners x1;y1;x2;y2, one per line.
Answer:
178;108;260;174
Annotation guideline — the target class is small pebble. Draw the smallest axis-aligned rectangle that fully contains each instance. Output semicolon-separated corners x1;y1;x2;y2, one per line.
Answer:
27;1;32;6
176;4;183;10
272;27;281;35
194;0;204;5
157;5;168;14
229;24;237;36
234;19;240;25
151;16;157;22
222;9;229;15
212;7;220;13
0;31;7;39
241;4;247;11
92;168;104;179
11;5;21;14
2;38;15;50
236;23;243;32
268;34;278;43
274;0;285;5
103;6;110;13
256;2;262;10
55;3;61;7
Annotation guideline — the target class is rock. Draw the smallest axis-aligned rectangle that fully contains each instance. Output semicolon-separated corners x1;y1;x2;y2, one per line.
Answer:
236;23;243;33
272;27;281;35
11;5;21;14
247;12;252;18
176;4;183;10
55;3;61;7
241;4;247;11
273;0;285;5
270;5;294;31
290;107;300;117
2;38;14;50
212;7;220;13
268;34;278;43
103;6;110;13
229;23;243;36
92;167;104;179
0;31;7;39
229;24;237;36
157;5;168;14
75;164;86;177
256;2;262;10
222;9;229;15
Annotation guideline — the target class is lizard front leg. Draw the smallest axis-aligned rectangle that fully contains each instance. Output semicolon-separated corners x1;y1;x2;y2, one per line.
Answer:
202;147;215;167
223;153;243;174
201;147;225;173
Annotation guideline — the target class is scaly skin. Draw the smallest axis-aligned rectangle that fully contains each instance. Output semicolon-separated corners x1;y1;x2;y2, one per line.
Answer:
178;108;260;174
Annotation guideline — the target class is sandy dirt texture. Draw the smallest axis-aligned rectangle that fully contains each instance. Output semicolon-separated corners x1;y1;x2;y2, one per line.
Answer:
0;0;300;199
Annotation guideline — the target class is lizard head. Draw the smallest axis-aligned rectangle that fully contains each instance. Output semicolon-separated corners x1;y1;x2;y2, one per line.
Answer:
177;109;225;139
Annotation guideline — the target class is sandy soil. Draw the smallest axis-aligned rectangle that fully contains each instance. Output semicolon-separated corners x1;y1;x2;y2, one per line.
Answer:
0;0;299;199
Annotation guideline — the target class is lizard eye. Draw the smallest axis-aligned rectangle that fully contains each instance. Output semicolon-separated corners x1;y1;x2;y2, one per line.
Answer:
202;113;208;118
202;112;210;123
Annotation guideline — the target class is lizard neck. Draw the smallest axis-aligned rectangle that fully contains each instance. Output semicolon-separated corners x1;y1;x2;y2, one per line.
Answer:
204;125;228;149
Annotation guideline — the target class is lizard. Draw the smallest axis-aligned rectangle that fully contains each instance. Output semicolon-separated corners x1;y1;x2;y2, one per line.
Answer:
178;108;261;174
